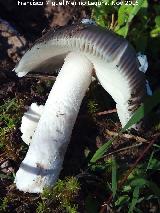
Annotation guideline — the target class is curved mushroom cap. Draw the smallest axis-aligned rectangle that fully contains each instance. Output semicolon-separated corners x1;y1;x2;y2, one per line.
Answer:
15;23;147;125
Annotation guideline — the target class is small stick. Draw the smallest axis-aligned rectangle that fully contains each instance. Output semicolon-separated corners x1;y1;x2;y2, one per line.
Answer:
26;74;57;81
110;13;115;30
105;129;149;144
96;109;117;116
103;143;142;158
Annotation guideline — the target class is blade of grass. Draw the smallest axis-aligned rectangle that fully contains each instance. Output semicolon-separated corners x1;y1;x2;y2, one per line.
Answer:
153;144;160;149
146;151;154;171
90;137;115;163
128;186;140;213
130;178;160;197
111;156;117;198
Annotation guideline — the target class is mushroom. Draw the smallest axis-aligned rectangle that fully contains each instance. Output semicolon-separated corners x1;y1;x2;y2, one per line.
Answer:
14;23;146;193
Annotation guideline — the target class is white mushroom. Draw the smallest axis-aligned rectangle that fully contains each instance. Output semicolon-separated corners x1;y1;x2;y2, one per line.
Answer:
14;23;147;193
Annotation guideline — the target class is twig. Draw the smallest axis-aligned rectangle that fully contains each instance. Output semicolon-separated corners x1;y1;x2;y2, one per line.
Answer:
118;135;160;187
96;109;117;116
105;129;149;144
103;143;142;157
99;134;160;213
26;74;57;81
110;13;115;30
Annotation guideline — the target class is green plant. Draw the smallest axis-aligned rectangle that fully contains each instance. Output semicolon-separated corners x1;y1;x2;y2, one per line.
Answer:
87;99;99;114
0;98;24;128
0;197;9;212
113;164;160;212
36;201;46;213
0;98;25;161
90;0;160;59
36;177;80;213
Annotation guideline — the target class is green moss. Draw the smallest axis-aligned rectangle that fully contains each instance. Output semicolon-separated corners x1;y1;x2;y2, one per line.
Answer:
0;98;24;127
0;98;25;158
87;99;99;115
36;177;80;213
36;201;46;213
0;197;10;212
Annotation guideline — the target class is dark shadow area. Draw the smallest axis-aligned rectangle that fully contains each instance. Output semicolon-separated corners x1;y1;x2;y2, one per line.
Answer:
0;0;48;41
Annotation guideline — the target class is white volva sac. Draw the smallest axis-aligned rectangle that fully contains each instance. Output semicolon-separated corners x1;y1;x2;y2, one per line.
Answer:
15;52;93;193
20;103;44;145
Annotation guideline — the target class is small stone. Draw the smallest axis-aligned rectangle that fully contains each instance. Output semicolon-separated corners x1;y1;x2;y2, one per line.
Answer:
0;160;14;174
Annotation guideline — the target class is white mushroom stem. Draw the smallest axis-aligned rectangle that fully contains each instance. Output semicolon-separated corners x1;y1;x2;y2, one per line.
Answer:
15;52;93;193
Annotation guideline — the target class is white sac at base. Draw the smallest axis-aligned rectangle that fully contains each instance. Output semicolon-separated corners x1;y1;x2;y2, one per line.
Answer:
20;103;44;145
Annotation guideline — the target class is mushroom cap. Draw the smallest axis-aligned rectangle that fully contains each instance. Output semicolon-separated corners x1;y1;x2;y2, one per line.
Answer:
14;23;147;121
15;24;140;77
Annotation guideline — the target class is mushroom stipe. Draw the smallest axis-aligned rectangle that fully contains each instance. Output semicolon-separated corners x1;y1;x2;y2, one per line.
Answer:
14;23;147;193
